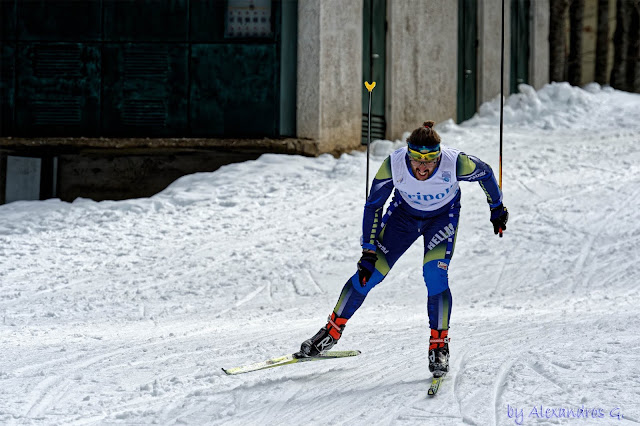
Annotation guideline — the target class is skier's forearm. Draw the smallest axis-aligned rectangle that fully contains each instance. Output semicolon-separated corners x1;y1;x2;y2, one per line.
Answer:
361;157;394;250
362;204;385;251
479;175;502;207
362;185;391;249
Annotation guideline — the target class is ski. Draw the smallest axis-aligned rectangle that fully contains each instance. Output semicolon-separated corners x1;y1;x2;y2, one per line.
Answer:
428;375;446;396
222;350;361;375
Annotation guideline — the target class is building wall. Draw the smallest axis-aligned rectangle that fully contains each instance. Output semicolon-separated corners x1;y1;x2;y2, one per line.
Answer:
478;0;511;105
297;2;321;143
386;1;458;140
531;0;550;90
580;0;617;86
297;0;363;154
478;0;550;101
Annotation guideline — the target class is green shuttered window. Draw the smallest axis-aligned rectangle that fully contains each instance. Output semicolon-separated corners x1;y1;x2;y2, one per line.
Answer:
1;0;293;138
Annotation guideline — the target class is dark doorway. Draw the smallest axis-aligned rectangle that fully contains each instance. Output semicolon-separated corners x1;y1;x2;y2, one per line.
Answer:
510;0;530;93
362;0;386;143
457;0;478;123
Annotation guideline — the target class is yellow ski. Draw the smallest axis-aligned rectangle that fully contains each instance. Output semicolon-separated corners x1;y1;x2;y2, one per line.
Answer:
222;350;361;375
428;375;446;396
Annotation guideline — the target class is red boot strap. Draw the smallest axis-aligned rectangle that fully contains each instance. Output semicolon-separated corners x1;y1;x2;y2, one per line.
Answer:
328;317;339;331
327;319;341;339
328;328;341;339
429;337;450;344
328;317;345;333
329;312;347;326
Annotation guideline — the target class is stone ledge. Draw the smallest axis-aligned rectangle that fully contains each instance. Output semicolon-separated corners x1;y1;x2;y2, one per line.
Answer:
0;137;327;157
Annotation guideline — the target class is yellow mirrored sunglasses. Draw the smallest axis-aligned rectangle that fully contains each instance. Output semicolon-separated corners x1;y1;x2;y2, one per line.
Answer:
407;145;441;162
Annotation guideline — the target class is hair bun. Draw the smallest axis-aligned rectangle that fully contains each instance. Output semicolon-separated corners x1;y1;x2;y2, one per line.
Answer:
423;120;435;129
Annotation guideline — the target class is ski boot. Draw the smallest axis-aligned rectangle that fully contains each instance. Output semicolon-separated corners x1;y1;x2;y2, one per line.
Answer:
428;329;450;378
298;313;348;357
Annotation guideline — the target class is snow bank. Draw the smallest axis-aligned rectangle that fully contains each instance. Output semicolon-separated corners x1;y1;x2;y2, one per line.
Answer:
1;84;640;425
467;82;603;130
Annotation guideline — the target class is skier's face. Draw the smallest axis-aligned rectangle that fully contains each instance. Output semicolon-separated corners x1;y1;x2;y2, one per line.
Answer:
410;158;438;180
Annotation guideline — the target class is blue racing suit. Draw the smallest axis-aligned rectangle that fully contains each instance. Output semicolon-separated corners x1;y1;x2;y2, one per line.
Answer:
332;148;502;331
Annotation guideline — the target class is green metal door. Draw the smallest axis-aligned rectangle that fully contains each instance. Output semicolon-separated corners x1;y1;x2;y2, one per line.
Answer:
0;43;15;135
510;0;530;93
190;44;277;137
362;0;386;144
1;0;287;139
189;0;280;137
13;0;102;137
0;0;16;135
279;0;297;137
102;43;188;137
457;0;477;123
101;1;189;137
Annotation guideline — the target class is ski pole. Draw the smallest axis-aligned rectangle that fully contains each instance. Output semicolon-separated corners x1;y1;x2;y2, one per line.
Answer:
498;0;505;238
364;81;376;200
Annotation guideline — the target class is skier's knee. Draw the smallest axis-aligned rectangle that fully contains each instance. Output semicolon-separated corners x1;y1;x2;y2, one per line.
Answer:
423;259;450;296
350;269;384;295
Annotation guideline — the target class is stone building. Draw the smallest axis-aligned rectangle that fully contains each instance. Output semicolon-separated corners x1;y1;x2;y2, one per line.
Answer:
0;0;549;203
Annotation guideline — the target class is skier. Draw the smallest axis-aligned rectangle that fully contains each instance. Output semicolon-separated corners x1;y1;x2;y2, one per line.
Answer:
299;120;509;378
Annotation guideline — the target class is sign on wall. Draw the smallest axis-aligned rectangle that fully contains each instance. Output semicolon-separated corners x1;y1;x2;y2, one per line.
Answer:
225;0;272;38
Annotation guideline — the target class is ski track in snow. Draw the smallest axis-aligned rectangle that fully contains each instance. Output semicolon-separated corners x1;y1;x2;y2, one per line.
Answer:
1;83;640;425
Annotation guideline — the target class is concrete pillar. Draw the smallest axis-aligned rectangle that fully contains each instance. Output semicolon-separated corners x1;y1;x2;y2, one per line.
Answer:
297;0;363;154
530;0;550;89
386;1;458;141
478;0;511;105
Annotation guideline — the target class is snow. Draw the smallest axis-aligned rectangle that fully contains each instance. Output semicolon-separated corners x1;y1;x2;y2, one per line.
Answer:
1;83;640;425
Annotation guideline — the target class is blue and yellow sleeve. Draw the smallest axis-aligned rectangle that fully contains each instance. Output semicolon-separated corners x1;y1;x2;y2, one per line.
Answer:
457;153;503;207
361;156;394;251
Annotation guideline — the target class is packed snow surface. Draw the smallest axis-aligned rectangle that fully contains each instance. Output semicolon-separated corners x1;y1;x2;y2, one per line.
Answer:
1;83;640;425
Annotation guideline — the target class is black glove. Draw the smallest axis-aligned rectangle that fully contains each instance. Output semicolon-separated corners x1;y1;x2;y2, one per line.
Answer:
357;251;378;286
490;204;509;235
